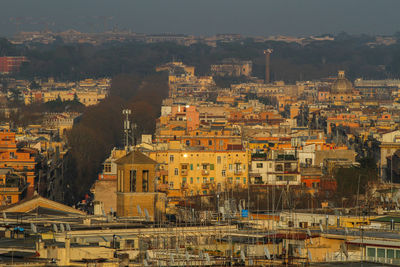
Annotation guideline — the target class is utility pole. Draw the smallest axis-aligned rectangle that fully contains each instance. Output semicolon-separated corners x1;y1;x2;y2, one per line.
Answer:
123;109;131;150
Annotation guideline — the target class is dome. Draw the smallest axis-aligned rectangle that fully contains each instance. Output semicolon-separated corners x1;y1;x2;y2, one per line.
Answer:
331;70;353;94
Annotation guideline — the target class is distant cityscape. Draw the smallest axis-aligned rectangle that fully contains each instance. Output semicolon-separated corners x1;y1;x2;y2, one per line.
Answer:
1;30;400;266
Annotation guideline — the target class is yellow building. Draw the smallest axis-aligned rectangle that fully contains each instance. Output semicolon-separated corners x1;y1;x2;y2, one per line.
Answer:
149;148;249;196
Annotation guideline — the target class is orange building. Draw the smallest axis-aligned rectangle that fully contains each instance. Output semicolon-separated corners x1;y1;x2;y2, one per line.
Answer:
0;130;36;200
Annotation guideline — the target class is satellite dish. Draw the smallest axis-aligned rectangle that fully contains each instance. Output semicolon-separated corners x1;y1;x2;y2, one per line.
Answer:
137;205;142;216
307;250;312;261
66;223;71;231
30;223;37;234
52;224;58;233
264;247;271;260
59;223;65;233
144;208;150;221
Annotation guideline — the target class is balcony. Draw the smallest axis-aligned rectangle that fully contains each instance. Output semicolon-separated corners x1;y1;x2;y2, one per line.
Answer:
234;169;242;175
157;184;169;192
202;170;209;176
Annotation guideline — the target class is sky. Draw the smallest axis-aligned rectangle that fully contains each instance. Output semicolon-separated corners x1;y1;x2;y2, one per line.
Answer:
1;0;400;37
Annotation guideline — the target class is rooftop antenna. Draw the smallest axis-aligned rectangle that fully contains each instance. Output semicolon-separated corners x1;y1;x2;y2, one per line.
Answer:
122;109;131;150
340;243;349;259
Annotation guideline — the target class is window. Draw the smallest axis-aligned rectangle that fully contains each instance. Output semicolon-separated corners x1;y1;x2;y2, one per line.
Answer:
228;177;233;183
169;155;174;163
284;162;291;170
236;177;240;183
210;177;214;183
202;164;208;170
129;170;136;192
257;163;263;168
197;177;200;183
142;170;149;192
387;249;394;259
243;178;246;184
396;250;400;259
104;164;111;173
190;177;193;184
182;177;187;183
217;156;221;164
186;140;190;146
174;168;179;176
190;164;193;170
210;164;214;170
203;177;207;183
377;248;385;258
222;170;226;177
276;164;283;171
181;164;188;169
229;164;233;171
169;182;174;189
208;140;212;146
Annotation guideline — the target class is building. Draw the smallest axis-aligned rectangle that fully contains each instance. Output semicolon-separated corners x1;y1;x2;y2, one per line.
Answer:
0;129;36;200
149;146;249;196
0;56;27;74
116;150;166;220
211;59;252;77
250;153;301;185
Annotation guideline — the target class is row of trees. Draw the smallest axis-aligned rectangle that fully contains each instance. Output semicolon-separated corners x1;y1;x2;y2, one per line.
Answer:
0;34;399;82
63;73;168;203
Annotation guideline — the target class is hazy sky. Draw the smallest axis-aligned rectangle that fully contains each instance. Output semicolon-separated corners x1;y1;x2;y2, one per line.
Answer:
1;0;400;37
